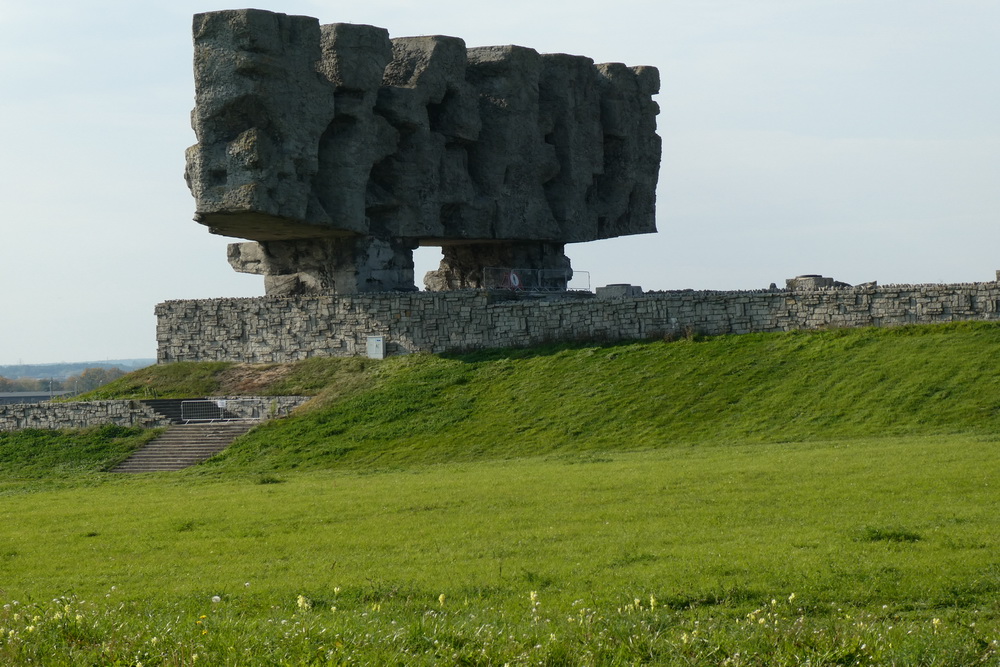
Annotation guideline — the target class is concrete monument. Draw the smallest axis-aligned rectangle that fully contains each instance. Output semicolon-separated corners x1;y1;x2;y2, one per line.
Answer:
185;9;660;294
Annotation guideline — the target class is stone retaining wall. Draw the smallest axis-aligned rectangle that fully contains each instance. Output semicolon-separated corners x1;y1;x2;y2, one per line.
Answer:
155;282;1000;363
0;396;312;432
0;401;171;432
197;396;312;420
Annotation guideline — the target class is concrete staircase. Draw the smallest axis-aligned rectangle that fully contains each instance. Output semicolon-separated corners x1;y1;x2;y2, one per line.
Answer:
111;421;256;473
112;399;254;473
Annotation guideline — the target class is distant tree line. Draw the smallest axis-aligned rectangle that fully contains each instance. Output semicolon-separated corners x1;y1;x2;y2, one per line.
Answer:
0;359;153;381
0;367;126;394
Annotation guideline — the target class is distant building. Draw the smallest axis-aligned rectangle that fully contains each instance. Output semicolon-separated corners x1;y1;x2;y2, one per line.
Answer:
0;391;75;405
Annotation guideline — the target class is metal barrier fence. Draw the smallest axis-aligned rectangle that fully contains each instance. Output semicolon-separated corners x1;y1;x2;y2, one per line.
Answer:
180;399;264;423
482;268;590;292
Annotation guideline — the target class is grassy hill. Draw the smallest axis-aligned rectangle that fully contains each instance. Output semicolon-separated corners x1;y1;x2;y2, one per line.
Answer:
74;321;1000;473
2;322;1000;664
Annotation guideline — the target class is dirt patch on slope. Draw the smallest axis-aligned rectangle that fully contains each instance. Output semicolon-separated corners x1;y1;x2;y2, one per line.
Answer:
216;364;297;394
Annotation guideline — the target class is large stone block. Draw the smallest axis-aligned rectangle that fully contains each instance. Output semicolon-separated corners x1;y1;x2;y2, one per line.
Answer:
186;10;337;240
185;10;661;295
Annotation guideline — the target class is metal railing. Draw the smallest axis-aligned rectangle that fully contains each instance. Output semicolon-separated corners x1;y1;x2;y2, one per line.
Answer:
482;267;590;292
180;399;264;423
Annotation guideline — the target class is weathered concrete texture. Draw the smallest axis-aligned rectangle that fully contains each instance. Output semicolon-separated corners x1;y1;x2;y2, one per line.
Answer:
0;401;171;432
185;10;337;240
786;274;853;290
156;282;1000;363
229;237;417;295
186;9;660;295
596;284;644;298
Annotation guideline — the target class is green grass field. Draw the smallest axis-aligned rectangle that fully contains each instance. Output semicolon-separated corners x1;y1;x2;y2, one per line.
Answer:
3;324;1000;664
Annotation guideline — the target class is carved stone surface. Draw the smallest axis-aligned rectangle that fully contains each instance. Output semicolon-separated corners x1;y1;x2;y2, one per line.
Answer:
186;9;661;294
185;10;337;240
228;237;417;295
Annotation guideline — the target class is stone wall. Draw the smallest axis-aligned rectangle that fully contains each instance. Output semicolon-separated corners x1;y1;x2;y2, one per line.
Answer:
155;282;1000;363
0;401;171;432
0;396;311;432
197;396;312;420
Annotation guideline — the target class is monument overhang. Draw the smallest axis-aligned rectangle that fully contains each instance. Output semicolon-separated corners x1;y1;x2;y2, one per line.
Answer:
196;211;359;242
186;9;661;294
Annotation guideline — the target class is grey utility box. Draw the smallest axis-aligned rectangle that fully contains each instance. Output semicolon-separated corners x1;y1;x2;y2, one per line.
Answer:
366;335;386;359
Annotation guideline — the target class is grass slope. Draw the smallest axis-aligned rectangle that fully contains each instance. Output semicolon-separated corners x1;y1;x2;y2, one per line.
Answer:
76;357;375;401
203;322;1000;472
0;425;158;490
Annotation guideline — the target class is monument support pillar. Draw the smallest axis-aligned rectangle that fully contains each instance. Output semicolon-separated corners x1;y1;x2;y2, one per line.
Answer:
228;237;418;295
423;241;572;291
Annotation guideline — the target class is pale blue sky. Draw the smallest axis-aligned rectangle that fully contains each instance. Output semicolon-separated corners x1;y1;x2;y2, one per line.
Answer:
1;0;997;364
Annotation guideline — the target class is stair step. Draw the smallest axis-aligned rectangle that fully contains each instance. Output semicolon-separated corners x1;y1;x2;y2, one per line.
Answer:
111;421;256;473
